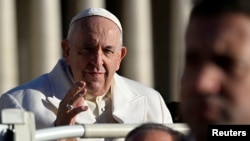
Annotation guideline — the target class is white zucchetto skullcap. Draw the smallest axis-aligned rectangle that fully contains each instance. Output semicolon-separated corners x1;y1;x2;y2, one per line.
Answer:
70;7;122;33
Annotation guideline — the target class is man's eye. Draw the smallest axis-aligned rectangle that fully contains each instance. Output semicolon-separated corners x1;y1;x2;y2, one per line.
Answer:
213;56;233;71
185;53;202;68
79;47;92;54
104;49;114;54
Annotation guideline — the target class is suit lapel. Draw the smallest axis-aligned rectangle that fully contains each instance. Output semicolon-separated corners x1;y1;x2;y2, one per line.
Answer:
112;74;146;123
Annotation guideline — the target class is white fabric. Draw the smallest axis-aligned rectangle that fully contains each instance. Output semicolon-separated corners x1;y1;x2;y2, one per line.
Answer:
70;7;122;33
0;58;173;140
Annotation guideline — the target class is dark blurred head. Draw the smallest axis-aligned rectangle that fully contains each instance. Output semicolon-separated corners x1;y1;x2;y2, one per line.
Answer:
191;0;250;17
181;0;250;141
125;123;184;141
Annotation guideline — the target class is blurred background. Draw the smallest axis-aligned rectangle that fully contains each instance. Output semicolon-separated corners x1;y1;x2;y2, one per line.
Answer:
0;0;193;104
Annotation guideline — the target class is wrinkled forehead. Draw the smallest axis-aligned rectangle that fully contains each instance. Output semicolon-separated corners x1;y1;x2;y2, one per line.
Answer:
74;16;121;33
68;16;121;43
186;13;250;54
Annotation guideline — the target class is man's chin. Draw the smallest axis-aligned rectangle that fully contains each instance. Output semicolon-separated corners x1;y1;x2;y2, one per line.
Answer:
86;83;104;96
197;113;227;125
189;110;221;125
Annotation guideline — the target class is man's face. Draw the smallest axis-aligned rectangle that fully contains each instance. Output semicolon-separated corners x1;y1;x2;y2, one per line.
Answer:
63;16;126;96
181;13;250;132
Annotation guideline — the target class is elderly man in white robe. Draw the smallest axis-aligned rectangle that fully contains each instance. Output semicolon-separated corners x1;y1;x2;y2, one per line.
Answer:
0;7;173;141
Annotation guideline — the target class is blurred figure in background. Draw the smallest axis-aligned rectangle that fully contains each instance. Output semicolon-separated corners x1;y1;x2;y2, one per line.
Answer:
181;0;250;141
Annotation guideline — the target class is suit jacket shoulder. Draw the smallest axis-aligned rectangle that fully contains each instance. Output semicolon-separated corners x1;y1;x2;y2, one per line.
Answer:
114;73;160;96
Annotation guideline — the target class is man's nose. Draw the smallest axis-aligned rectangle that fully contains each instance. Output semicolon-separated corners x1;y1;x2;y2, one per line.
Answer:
90;51;104;67
195;64;223;95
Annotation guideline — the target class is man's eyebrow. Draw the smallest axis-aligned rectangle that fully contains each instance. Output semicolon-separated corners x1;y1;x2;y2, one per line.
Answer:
79;43;93;47
104;46;115;49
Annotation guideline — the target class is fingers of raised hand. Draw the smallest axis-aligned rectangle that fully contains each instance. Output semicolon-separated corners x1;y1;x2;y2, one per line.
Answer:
65;90;86;110
61;81;86;108
56;81;88;126
64;81;86;101
69;105;88;116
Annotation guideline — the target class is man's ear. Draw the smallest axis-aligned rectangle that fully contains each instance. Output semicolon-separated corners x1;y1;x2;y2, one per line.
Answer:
120;46;127;60
61;39;70;64
115;46;127;71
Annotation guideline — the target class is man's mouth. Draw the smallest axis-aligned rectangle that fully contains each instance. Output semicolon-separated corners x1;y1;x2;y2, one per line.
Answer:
85;71;105;77
200;103;218;119
86;71;105;74
197;97;229;123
